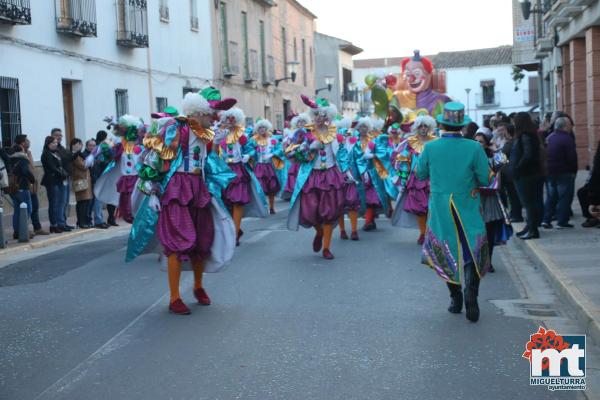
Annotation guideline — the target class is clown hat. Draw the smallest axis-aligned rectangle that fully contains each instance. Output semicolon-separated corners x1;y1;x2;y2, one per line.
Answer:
436;102;471;127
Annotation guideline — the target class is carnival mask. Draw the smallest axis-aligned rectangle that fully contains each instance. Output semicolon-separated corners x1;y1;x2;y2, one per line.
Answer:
404;60;432;94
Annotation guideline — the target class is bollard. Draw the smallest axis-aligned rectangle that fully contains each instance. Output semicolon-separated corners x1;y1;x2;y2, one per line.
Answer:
18;202;29;243
0;207;5;248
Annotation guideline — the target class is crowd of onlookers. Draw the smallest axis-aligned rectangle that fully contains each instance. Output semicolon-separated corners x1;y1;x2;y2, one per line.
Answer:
0;129;120;241
463;110;600;240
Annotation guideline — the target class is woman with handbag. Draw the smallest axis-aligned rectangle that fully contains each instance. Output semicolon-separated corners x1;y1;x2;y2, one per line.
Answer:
70;138;93;229
41;136;69;233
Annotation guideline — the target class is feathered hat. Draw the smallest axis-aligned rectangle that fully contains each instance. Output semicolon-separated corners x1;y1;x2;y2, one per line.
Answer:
181;87;236;117
301;95;338;121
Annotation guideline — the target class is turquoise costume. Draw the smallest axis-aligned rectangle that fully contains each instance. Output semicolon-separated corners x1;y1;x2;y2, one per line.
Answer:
416;134;491;284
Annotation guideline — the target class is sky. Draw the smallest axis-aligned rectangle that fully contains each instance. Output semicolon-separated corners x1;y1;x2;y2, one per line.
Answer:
299;0;514;59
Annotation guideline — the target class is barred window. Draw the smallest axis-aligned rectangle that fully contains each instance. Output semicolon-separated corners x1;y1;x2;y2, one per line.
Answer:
115;89;129;118
0;77;22;148
156;97;168;113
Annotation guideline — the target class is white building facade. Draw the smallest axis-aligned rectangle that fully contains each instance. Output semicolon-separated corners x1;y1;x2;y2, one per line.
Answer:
0;0;214;159
354;46;538;126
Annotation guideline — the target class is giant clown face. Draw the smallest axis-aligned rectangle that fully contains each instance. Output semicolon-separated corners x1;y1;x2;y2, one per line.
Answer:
404;60;432;94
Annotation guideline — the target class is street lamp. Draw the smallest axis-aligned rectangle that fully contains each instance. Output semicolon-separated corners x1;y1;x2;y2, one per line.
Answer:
465;88;471;115
518;0;543;20
275;61;300;87
315;76;334;95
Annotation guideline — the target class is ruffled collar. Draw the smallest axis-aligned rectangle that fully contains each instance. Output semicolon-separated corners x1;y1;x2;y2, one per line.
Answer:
225;125;245;145
308;124;336;144
407;134;437;153
254;133;272;147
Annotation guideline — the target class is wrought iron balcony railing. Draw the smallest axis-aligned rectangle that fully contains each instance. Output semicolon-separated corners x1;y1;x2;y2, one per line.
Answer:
55;0;97;37
0;0;31;25
116;0;149;48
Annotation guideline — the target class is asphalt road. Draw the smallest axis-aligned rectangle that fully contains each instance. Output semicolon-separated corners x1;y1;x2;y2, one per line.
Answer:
0;205;583;400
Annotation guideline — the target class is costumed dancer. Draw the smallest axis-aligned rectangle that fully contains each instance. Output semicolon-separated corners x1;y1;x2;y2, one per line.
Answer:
215;107;268;246
286;95;346;260
416;102;491;323
390;115;438;245
474;131;513;273
126;88;238;315
335;116;361;240
282;112;312;200
249;119;285;214
100;115;146;224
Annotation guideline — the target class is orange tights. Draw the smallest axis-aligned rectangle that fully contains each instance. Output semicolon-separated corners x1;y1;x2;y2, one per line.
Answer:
416;214;427;235
167;254;205;304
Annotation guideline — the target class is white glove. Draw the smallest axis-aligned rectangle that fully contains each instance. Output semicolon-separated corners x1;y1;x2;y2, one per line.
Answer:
363;152;375;160
391;175;400;185
149;194;161;212
84;154;95;168
345;170;357;183
242;154;250;163
309;140;321;150
362;172;370;184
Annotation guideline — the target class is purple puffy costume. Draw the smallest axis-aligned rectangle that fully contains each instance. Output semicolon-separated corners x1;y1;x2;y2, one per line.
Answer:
254;163;281;196
284;162;300;196
402;173;430;215
116;175;137;222
299;167;345;228
222;162;252;206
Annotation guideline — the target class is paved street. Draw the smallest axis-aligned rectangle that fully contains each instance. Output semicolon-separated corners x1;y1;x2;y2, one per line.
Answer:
0;204;589;400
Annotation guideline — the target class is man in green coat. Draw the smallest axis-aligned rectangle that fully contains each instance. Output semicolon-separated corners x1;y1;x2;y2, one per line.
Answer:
416;102;491;323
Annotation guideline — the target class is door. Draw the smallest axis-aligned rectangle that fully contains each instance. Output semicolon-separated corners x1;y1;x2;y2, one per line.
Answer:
62;80;75;144
283;99;291;120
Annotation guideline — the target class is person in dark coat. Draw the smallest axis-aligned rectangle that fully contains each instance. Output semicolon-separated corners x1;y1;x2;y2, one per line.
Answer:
9;144;35;239
51;128;75;229
542;117;578;229
500;123;523;222
41;136;69;233
586;142;600;225
510;112;544;240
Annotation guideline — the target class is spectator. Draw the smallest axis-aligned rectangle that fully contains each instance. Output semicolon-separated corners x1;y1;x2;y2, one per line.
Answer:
41;136;69;233
492;122;511;152
541;117;578;229
579;144;599;227
8;144;35;239
0;141;10;207
90;131;109;229
463;121;479;140
587;142;600;225
70;138;93;229
51;128;75;230
14;134;49;235
510;112;544;240
82;139;97;226
500;124;523;222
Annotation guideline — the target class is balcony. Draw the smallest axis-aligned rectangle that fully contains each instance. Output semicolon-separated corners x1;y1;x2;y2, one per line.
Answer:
55;0;97;37
0;0;31;25
475;91;501;108
159;5;168;22
116;0;148;48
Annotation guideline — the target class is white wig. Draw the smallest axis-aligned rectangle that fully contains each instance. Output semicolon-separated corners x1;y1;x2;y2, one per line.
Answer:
291;112;312;128
254;119;273;133
355;117;373;132
371;118;385;132
309;103;338;121
118;114;143;128
334;116;352;130
219;107;246;125
412;115;437;133
181;92;211;116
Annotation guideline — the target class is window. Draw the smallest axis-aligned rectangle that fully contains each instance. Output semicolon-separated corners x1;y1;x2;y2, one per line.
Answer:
301;38;307;87
190;0;198;31
293;37;297;62
249;49;259;81
260;20;267;84
116;0;148;48
481;80;496;105
0;0;31;25
275;113;284;131
229;41;239;75
342;68;353;101
156;97;168;113
242;12;250;80
159;0;169;22
0;77;22;148
310;46;313;72
115;89;128;118
526;76;539;105
55;0;97;37
281;27;288;71
267;55;275;84
219;2;229;74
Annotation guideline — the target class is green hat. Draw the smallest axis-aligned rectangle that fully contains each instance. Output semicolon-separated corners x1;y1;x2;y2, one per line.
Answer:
436;102;472;127
316;98;330;108
164;106;178;116
200;86;237;110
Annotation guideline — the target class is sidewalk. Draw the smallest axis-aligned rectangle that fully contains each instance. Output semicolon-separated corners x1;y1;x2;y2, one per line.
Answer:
513;213;600;345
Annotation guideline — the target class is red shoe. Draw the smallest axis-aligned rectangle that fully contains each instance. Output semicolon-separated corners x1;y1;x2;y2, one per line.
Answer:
351;231;359;241
417;234;425;245
340;230;348;240
312;233;323;252
169;299;191;315
194;288;211;306
322;249;335;260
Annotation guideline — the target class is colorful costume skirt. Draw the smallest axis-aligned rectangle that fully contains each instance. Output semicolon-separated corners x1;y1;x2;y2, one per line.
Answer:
299;167;344;227
157;173;214;261
254;162;281;196
342;181;361;212
284;162;300;195
222;162;252;206
116;174;138;222
364;180;382;208
403;173;429;215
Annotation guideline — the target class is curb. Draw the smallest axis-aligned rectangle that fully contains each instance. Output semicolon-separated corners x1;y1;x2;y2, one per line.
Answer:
514;237;600;346
0;226;127;257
